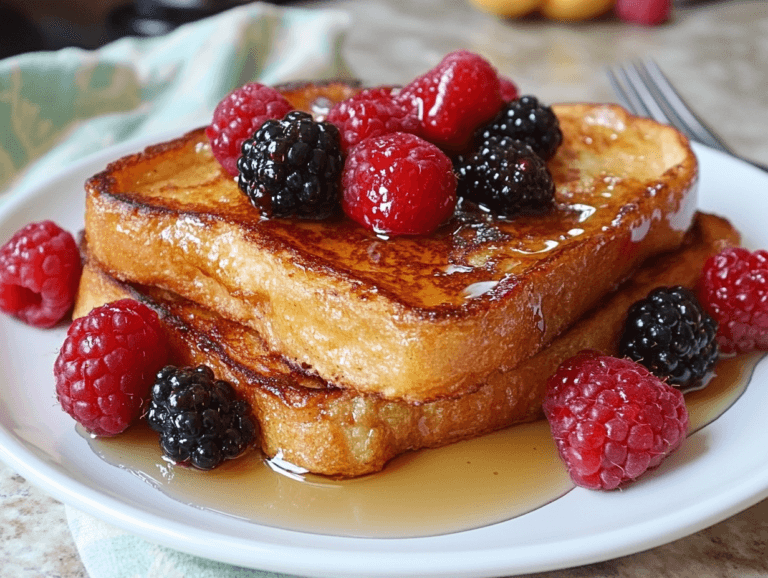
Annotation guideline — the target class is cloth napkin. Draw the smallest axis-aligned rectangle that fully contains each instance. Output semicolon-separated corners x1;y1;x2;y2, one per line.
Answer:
66;506;300;578
0;2;353;197
1;3;352;576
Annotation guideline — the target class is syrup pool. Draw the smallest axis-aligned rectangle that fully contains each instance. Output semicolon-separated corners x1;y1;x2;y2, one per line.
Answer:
81;353;765;539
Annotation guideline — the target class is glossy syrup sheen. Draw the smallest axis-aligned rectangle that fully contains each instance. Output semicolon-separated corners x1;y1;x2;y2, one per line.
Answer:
82;353;764;539
100;100;696;311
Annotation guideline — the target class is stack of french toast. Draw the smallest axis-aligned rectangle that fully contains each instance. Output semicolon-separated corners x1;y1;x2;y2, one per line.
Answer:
74;80;739;478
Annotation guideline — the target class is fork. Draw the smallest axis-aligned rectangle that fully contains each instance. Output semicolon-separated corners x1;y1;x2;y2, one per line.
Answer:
607;59;768;173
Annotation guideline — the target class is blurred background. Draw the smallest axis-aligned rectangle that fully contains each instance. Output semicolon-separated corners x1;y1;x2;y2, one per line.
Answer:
1;0;766;175
0;0;277;57
0;0;728;58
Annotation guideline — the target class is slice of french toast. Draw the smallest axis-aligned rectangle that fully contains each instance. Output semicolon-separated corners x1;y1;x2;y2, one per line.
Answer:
75;213;738;477
84;82;699;403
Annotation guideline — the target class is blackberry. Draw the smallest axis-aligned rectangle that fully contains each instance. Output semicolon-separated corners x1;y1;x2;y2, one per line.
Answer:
619;286;719;391
146;365;257;470
237;111;343;219
455;136;555;217
476;95;562;160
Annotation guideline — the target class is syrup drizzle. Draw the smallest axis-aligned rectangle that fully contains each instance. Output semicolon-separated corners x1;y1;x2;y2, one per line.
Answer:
82;353;764;539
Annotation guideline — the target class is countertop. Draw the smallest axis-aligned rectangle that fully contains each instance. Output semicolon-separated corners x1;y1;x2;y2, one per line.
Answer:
2;0;767;576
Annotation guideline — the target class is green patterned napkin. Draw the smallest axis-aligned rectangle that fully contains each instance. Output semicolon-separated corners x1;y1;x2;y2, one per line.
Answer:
0;2;352;198
66;506;300;578
2;3;352;576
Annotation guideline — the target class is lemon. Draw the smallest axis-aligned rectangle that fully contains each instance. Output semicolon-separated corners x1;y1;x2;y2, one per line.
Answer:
540;0;615;20
469;0;542;18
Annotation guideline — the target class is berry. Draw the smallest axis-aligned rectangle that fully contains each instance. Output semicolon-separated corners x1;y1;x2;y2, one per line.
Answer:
498;75;519;101
206;82;293;176
326;87;419;153
476;95;562;161
616;0;672;25
54;299;168;436
397;50;503;151
237;111;343;219
146;365;257;470
455;136;555;217
543;351;689;490
619;286;719;391
0;220;81;328
699;247;768;354
342;132;457;236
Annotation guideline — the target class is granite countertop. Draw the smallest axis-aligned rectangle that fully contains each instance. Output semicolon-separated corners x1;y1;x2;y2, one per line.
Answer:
2;1;767;576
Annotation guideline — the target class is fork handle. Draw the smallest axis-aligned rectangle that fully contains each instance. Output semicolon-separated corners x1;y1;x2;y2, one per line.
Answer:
733;154;768;174
700;139;768;173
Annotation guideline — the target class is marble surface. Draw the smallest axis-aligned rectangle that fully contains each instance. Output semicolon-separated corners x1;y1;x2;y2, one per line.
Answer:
2;0;767;577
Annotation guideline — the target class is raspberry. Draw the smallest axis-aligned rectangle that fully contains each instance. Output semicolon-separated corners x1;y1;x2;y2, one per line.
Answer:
205;82;293;176
237;111;343;219
342;132;457;236
476;96;562;161
54;299;168;436
0;220;81;328
146;365;257;470
619;286;719;391
699;247;768;354
543;351;689;490
326;87;419;153
397;50;503;151
455;136;555;217
498;75;519;101
615;0;672;25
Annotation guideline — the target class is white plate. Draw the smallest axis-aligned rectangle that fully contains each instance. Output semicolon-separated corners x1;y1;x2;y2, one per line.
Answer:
1;136;767;578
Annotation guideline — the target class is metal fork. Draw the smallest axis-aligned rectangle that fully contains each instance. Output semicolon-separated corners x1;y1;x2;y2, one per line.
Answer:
608;59;768;173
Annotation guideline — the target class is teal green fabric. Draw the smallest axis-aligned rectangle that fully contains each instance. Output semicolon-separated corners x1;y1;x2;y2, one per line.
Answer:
66;506;298;577
1;3;353;575
0;2;352;198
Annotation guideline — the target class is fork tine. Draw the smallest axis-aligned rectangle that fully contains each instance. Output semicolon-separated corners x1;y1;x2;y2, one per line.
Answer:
610;63;673;127
636;59;734;154
612;61;719;151
606;68;638;114
609;59;768;173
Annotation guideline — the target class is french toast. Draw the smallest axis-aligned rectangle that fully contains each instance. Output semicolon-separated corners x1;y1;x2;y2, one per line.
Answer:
75;213;738;477
83;82;699;403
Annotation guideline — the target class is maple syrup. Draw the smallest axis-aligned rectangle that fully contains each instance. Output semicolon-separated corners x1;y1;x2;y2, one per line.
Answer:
82;352;764;539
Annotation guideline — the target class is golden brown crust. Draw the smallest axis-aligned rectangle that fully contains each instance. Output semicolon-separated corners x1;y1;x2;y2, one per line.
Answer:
83;83;699;402
76;213;739;477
